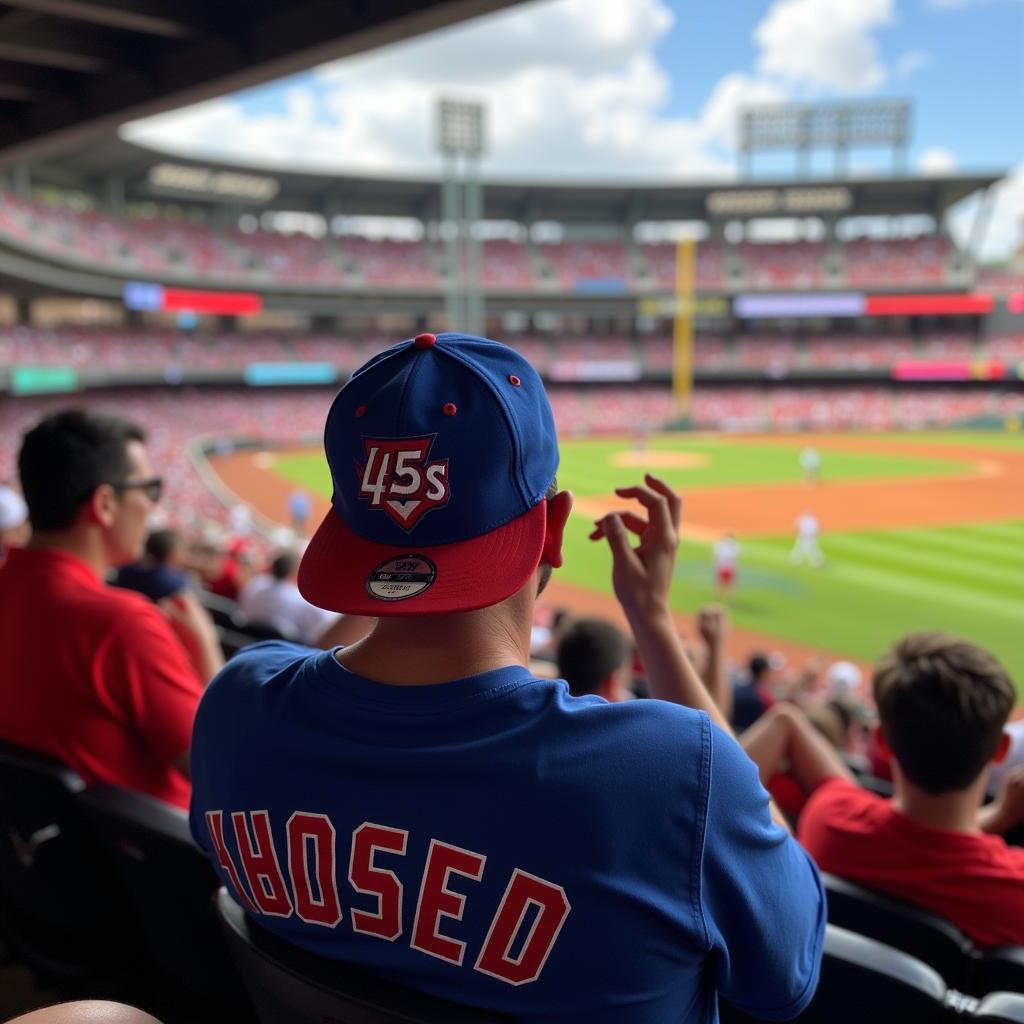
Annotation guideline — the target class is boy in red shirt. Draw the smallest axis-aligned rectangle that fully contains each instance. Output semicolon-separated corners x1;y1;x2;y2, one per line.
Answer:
740;634;1023;949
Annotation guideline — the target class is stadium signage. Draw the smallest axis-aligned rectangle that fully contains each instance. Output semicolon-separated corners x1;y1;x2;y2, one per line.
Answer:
148;162;280;201
124;282;263;316
706;187;852;216
736;292;995;319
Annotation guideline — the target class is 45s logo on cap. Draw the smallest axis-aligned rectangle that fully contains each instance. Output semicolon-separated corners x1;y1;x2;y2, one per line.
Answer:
356;435;450;531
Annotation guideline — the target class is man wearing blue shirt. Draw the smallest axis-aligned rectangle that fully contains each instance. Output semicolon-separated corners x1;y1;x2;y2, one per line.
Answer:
190;332;825;1022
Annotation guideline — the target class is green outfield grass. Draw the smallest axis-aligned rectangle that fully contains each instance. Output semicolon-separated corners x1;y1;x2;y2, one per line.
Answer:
272;432;1024;693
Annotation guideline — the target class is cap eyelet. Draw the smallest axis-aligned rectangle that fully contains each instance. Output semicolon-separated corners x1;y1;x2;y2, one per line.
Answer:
355;405;367;418
442;402;457;416
508;374;521;387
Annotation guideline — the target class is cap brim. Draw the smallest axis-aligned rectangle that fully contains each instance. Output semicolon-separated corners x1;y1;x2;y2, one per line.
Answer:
298;501;548;616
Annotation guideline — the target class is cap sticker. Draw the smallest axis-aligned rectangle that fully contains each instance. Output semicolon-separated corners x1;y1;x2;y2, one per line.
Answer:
356;435;450;532
366;554;437;602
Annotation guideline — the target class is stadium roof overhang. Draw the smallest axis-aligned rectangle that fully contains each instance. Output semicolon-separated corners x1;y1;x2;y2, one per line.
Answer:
0;0;526;168
23;137;1004;223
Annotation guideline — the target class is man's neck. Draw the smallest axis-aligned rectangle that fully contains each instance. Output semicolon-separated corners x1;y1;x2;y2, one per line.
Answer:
891;769;986;834
334;590;534;686
28;528;109;579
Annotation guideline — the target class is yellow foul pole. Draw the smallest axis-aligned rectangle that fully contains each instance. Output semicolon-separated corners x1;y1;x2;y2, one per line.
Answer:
673;237;696;417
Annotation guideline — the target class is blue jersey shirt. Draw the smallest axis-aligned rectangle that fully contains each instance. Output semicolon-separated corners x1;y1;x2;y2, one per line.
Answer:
190;642;825;1023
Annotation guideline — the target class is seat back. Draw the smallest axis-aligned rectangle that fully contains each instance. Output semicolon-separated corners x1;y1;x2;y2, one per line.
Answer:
975;948;1024;998
0;740;126;980
720;924;949;1024
822;872;977;987
973;992;1024;1023
213;888;510;1024
79;785;248;1010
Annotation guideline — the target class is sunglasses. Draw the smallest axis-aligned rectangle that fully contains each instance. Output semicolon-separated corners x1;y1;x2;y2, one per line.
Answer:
113;477;164;503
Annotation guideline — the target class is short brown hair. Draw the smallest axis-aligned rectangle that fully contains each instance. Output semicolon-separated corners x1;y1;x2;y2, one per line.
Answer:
873;632;1015;795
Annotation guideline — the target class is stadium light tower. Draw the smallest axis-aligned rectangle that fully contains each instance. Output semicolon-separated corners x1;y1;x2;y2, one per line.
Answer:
436;98;486;336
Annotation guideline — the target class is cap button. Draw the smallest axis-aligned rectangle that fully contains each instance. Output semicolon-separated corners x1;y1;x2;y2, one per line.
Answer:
414;332;437;350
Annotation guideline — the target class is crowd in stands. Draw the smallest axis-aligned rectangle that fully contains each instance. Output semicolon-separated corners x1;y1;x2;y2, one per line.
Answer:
4;326;1022;378
0;336;1020;1022
0;191;983;291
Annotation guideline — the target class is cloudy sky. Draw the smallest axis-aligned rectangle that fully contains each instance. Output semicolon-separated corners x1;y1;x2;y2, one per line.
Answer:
125;0;1024;257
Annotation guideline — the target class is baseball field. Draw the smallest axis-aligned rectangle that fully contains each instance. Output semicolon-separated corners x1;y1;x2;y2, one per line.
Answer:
209;430;1024;696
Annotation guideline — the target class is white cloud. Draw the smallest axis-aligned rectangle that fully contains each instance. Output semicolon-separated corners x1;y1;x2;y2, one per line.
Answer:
754;0;895;92
126;0;743;180
895;50;932;79
917;146;958;175
928;0;1022;9
126;0;907;181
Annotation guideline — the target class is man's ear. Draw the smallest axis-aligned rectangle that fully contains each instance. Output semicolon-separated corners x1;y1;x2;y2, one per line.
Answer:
993;731;1012;764
84;484;117;529
541;491;573;569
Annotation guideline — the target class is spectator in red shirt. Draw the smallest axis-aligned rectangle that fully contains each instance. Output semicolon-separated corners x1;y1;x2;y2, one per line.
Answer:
0;409;223;809
742;633;1024;948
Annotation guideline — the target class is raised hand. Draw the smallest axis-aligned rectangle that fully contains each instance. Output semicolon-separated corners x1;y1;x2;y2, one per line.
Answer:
589;473;681;624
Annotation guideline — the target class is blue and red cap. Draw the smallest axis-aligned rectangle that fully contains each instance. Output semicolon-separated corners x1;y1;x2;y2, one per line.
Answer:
298;332;559;615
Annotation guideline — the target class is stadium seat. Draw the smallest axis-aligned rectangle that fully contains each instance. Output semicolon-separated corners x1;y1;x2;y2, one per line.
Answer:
198;591;247;630
0;741;133;990
973;993;1024;1022
719;924;949;1023
78;785;251;1017
821;873;977;988
974;948;1024;998
213;887;511;1023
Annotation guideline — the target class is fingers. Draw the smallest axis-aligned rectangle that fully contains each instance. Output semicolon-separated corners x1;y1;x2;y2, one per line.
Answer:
589;511;647;539
597;512;640;566
614;480;677;546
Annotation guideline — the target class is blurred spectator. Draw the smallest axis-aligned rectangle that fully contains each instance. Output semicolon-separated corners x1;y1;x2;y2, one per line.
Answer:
0;481;29;562
557;617;633;701
113;527;188;602
229;502;253;537
0;409;222;810
239;548;337;644
731;652;776;731
795;632;1024;949
205;535;252;601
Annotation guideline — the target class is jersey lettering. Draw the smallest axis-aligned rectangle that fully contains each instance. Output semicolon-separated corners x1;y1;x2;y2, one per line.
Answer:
411;840;486;966
286;812;342;927
475;869;571;985
356;436;449;531
200;811;570;984
231;810;293;918
349;822;408;941
205;810;258;914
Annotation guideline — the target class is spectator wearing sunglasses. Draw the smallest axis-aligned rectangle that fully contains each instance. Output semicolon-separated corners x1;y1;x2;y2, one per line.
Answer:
0;409;222;809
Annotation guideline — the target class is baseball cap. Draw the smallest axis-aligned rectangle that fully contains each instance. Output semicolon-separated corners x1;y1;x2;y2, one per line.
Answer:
0;485;27;533
298;332;559;616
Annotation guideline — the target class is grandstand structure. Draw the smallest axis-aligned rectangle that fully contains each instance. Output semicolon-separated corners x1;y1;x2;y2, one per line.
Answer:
0;134;1021;444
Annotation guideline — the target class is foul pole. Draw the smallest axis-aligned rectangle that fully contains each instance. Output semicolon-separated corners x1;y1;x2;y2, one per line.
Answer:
673;237;696;417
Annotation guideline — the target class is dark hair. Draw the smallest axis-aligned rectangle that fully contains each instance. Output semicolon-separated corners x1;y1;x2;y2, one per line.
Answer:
748;653;771;683
873;632;1015;795
18;409;146;531
145;528;179;565
558;618;631;697
271;550;300;581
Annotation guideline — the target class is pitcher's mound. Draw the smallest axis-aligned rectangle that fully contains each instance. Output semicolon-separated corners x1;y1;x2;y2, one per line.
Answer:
611;450;708;469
